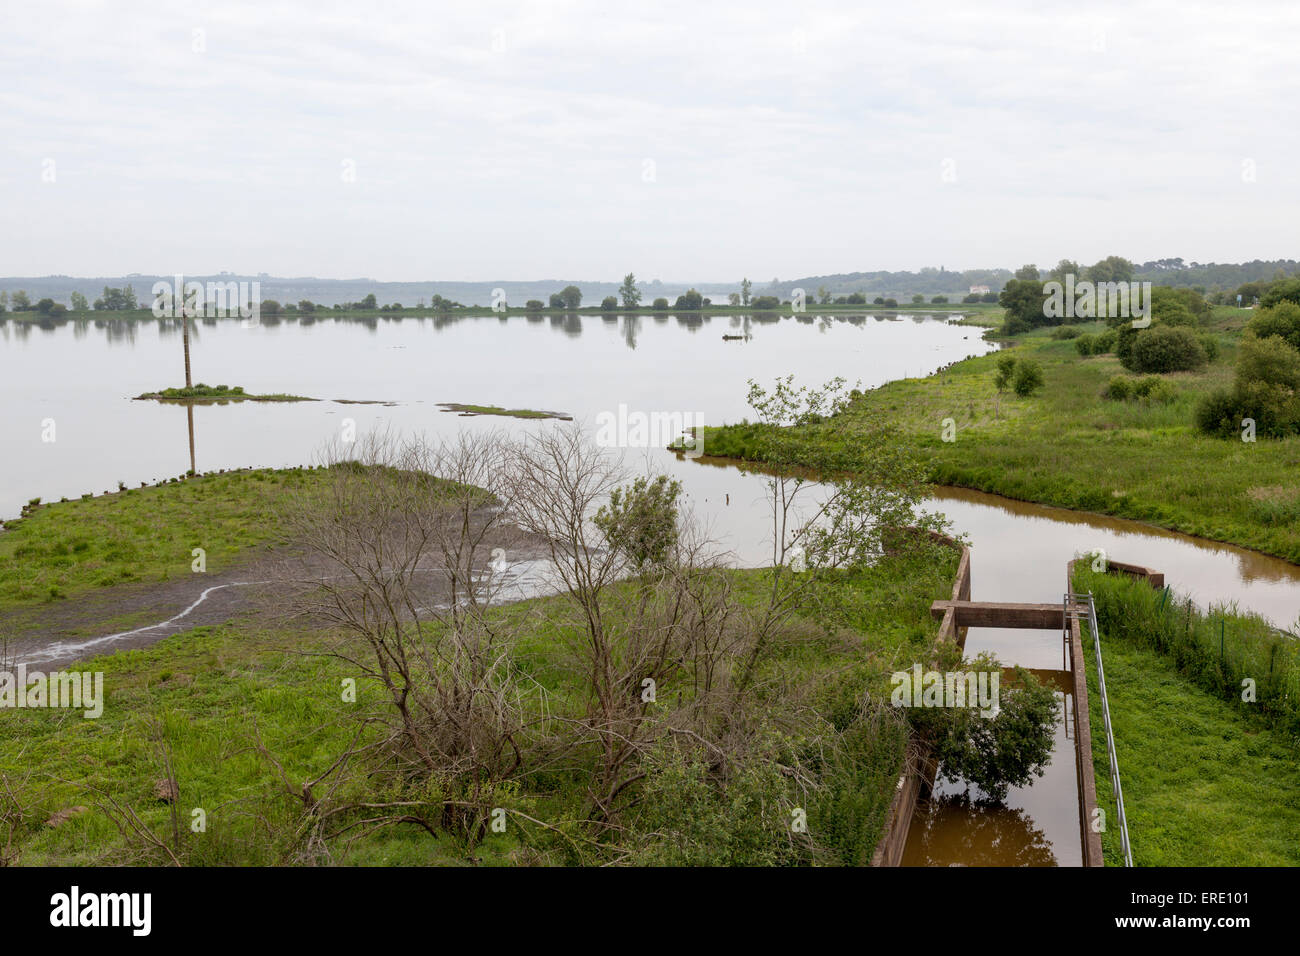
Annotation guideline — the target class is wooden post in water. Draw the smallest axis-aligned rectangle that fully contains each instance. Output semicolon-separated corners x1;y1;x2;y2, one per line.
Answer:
182;306;193;389
186;404;196;476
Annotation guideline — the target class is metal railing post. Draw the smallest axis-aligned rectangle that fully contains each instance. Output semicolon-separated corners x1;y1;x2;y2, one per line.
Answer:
1070;590;1133;867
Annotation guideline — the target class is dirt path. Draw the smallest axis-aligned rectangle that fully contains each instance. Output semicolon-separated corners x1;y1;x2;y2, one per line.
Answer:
1;539;557;671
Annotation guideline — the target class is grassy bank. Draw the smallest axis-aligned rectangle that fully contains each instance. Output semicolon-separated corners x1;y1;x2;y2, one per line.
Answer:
0;467;332;611
698;307;1300;563
1072;568;1300;865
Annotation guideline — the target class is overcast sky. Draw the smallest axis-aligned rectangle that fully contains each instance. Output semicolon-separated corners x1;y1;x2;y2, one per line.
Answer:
3;0;1298;281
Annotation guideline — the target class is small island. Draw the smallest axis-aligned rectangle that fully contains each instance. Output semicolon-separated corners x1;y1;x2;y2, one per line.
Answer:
134;384;316;404
438;402;572;421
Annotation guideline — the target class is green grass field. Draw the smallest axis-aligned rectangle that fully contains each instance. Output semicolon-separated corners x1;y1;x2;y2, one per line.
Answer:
0;468;332;611
1080;621;1300;866
1074;568;1300;866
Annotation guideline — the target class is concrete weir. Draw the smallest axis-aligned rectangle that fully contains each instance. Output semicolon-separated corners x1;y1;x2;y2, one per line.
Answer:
870;547;1160;867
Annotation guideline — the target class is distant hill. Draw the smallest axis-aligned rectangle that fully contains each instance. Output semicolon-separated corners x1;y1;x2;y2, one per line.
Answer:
3;259;1296;309
0;275;733;309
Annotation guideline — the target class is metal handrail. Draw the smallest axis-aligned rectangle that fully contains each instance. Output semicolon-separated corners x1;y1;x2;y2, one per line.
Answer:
1067;590;1133;866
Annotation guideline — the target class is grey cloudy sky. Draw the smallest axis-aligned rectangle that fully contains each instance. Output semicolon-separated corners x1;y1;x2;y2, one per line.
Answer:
3;0;1298;280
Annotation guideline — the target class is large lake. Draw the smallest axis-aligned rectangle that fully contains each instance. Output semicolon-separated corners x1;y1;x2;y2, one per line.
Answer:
3;310;1297;623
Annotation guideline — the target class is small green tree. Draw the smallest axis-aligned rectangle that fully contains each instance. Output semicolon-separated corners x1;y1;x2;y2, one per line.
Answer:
741;277;752;306
69;291;89;312
910;656;1060;802
593;475;682;570
993;353;1017;392
619;273;641;308
559;284;583;310
1012;360;1044;396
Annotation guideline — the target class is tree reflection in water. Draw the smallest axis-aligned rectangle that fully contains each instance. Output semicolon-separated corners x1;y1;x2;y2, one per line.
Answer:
902;792;1058;867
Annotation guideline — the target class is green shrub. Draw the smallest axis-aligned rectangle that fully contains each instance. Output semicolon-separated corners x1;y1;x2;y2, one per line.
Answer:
1194;388;1241;437
1095;328;1118;352
1123;325;1208;373
1074;333;1097;356
630;744;802;866
1132;375;1176;403
993;353;1017;391
1198;334;1220;363
1002;314;1031;336
1196;380;1300;439
1011;359;1044;397
1051;326;1081;340
1246;301;1300;351
1104;376;1133;401
1238;334;1300;391
1259;279;1300;311
593;475;681;570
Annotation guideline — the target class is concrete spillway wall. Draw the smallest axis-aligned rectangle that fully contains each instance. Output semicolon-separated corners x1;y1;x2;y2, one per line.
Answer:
871;546;1117;867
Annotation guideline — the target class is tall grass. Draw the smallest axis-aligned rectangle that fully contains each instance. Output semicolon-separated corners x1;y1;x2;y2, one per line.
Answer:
1074;566;1300;739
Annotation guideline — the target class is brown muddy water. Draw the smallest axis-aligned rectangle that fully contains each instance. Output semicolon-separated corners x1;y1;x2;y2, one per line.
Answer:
901;638;1079;867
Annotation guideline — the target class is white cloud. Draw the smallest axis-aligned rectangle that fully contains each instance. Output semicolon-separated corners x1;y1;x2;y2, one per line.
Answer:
2;0;1297;279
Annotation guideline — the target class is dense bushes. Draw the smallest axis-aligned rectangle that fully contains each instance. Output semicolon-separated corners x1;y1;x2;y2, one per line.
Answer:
993;353;1044;397
1104;375;1177;403
1051;325;1081;340
1121;325;1208;373
1260;278;1300;310
1196;303;1300;438
1011;360;1044;396
1197;336;1300;438
1074;328;1118;356
998;278;1046;334
1247;300;1300;350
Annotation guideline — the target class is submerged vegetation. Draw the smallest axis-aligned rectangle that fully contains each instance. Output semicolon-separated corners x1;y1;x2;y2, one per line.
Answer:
135;384;315;403
437;402;572;420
